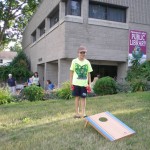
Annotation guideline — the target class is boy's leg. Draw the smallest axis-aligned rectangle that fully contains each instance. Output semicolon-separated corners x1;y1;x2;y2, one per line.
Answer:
81;98;86;117
80;86;87;117
75;96;80;116
72;86;81;118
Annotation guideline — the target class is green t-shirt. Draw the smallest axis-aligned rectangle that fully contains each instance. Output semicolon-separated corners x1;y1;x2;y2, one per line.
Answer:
70;58;93;87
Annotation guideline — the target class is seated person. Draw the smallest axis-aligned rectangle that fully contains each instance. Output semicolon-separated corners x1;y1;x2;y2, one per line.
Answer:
91;75;100;93
27;77;33;86
24;82;28;88
46;80;55;91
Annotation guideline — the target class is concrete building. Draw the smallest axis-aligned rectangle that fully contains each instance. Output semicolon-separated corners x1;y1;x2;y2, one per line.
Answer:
22;0;150;88
0;51;17;66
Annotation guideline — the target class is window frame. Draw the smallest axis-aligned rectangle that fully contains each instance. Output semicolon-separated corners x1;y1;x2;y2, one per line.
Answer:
38;20;45;36
89;1;126;23
0;59;3;64
31;30;36;43
66;0;81;16
48;5;59;28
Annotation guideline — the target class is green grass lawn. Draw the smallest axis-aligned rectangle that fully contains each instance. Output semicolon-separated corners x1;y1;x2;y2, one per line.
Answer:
0;92;150;150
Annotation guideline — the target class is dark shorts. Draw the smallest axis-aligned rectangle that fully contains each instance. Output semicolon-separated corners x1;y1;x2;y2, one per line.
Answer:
72;85;87;98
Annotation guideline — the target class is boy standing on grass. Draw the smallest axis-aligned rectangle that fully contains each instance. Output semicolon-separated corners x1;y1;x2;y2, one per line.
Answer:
70;46;93;118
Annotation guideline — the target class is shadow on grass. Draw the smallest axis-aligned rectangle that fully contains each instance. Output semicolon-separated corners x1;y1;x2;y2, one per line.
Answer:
1;106;150;150
1;107;146;138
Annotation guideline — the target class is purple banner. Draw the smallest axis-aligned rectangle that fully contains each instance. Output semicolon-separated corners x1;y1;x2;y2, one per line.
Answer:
129;30;147;54
128;30;147;66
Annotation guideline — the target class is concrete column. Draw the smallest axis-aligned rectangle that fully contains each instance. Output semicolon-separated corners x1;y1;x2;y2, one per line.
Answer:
58;59;61;88
37;64;45;88
44;62;47;89
117;62;128;83
59;1;65;21
58;59;71;87
82;0;89;24
46;62;58;87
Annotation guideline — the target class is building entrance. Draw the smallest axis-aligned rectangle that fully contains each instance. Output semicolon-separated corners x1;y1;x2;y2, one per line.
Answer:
91;65;117;81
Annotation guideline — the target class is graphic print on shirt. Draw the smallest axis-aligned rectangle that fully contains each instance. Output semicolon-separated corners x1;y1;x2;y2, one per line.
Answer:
75;63;88;79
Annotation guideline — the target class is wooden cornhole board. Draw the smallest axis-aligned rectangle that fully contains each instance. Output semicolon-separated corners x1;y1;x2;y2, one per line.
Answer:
84;111;136;141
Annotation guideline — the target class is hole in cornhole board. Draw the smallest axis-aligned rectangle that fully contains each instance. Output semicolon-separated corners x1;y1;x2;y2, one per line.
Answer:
99;117;108;122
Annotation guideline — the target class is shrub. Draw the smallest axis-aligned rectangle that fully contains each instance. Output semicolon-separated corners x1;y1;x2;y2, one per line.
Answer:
126;60;150;82
93;76;117;95
43;91;58;100
126;60;150;92
116;82;132;93
87;92;96;97
147;82;150;90
130;79;148;92
56;81;73;100
0;88;12;105
23;85;44;101
0;51;32;82
140;60;150;81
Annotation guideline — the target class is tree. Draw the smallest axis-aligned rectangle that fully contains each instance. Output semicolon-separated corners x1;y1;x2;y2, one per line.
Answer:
10;42;22;53
0;51;33;82
0;0;41;50
126;60;150;92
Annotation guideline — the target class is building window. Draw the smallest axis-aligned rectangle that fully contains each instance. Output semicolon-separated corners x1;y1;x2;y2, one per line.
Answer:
107;7;126;22
38;20;45;36
31;31;36;42
89;3;106;19
66;0;81;16
89;1;126;23
0;59;3;64
49;6;59;28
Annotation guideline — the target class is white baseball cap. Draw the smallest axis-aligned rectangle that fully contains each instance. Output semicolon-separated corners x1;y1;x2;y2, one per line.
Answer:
8;74;12;77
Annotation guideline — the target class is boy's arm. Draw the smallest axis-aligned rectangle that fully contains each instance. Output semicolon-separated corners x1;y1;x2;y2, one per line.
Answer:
70;71;74;87
88;73;91;87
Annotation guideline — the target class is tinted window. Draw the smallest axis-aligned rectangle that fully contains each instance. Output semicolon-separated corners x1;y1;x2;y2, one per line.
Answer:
0;59;3;63
107;7;126;22
49;6;59;28
89;3;106;19
66;0;81;16
50;9;59;28
31;31;36;42
89;2;126;23
39;21;45;36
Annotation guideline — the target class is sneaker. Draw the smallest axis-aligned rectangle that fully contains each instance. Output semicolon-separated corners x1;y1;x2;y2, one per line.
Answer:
83;115;87;118
73;115;81;118
82;115;87;118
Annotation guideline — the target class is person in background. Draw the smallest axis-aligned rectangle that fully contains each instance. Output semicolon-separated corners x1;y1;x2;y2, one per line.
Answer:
46;80;55;91
32;72;40;86
70;45;93;118
93;74;101;81
24;82;28;88
91;74;101;92
97;74;101;79
7;74;16;95
27;77;33;86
